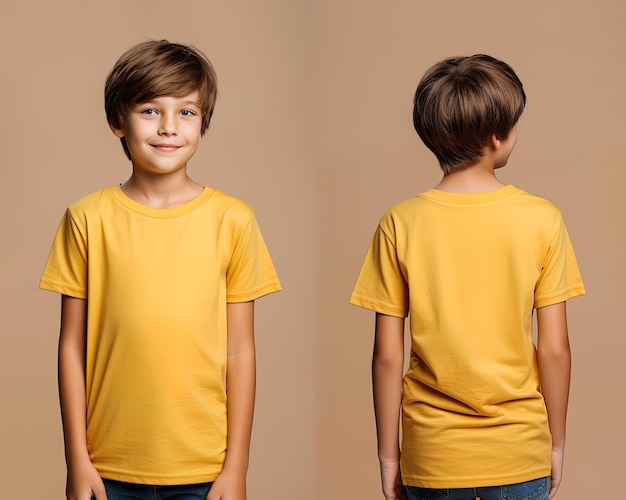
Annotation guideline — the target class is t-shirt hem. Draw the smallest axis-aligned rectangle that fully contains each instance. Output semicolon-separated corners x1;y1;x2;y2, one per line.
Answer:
227;281;282;303
349;295;407;318
535;284;586;309
99;468;222;485
401;466;552;489
39;279;87;299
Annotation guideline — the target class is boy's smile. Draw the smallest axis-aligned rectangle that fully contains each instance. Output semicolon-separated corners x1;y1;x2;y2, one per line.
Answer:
111;91;203;176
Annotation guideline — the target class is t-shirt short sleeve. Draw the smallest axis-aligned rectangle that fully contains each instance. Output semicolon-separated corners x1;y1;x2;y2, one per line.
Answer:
39;208;88;299
226;215;281;303
534;215;585;308
349;222;409;318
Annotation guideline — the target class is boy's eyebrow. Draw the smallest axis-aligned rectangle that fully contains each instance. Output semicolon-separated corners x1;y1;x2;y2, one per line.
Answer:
136;97;201;107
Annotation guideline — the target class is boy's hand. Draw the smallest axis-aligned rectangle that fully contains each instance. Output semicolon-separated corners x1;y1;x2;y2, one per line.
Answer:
206;467;246;500
66;459;107;500
380;458;406;500
549;447;564;498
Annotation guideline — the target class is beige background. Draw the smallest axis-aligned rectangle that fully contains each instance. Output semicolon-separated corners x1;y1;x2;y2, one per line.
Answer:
1;1;623;498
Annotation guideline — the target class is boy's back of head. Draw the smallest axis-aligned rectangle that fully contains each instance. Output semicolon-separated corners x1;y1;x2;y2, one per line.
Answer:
413;54;526;174
104;40;218;159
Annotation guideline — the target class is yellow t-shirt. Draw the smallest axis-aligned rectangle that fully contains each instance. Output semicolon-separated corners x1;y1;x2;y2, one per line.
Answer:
350;185;585;488
40;186;281;485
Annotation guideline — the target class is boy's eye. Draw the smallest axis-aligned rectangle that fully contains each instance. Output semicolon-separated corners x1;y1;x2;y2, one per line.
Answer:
181;109;196;116
140;108;158;115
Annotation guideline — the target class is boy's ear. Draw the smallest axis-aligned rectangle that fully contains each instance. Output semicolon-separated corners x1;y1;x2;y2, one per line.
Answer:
490;134;501;150
109;122;125;138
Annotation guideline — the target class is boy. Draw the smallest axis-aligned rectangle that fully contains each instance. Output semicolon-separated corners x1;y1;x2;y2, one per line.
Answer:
40;40;281;500
350;55;584;500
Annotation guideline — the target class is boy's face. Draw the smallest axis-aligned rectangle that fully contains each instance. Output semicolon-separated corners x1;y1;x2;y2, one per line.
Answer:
111;91;202;175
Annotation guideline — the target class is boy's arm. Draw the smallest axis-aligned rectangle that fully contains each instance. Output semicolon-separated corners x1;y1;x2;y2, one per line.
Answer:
58;295;107;500
208;301;256;500
373;313;406;500
536;301;571;499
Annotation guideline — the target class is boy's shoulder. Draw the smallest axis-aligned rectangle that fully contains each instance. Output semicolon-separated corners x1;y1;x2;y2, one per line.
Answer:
387;185;561;212
64;187;116;218
206;188;255;220
379;186;564;232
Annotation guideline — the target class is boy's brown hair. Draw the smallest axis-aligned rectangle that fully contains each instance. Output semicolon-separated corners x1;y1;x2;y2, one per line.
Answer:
413;54;525;175
105;40;218;159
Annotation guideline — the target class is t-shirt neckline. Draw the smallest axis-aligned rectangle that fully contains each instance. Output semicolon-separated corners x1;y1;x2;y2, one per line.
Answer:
109;185;216;218
418;184;520;205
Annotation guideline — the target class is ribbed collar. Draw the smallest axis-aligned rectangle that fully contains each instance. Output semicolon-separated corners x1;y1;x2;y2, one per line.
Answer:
417;185;520;205
108;185;216;219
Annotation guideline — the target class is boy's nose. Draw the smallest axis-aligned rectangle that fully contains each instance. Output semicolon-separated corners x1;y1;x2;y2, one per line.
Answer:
158;116;178;136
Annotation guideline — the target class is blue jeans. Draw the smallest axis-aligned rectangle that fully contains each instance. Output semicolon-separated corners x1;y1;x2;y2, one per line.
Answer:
405;476;550;500
101;479;213;500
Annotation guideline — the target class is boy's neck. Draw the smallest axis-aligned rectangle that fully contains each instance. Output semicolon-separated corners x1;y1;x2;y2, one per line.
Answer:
121;170;204;209
435;128;517;193
435;160;505;194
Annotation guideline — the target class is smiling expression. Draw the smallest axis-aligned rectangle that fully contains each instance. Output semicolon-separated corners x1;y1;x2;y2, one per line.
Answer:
111;91;203;176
